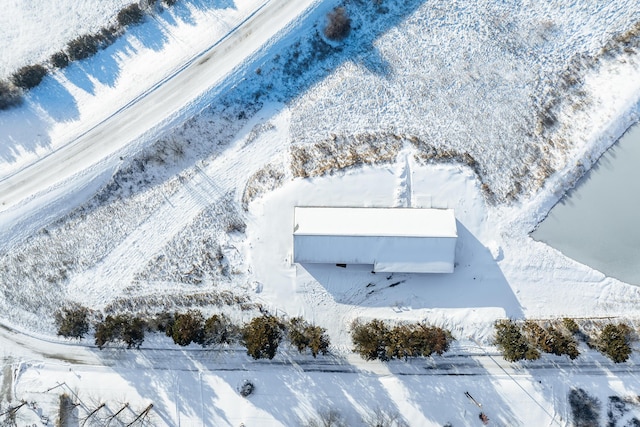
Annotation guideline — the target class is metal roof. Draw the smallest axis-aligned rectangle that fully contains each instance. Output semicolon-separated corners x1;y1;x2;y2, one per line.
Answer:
293;207;457;238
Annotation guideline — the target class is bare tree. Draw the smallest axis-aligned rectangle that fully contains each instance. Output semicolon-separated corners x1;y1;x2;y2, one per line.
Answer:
106;402;129;426
81;402;106;426
126;403;153;426
305;409;348;427
362;408;408;427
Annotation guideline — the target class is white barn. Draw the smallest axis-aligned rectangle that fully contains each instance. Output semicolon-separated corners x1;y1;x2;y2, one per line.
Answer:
293;207;457;273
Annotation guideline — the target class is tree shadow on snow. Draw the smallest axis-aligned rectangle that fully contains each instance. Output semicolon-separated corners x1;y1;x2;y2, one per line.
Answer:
64;53;123;95
91;347;234;426
299;221;524;318
390;360;523;426
128;16;170;52
167;0;236;27
216;352;526;426
0;102;54;166
523;347;640;425
29;77;80;122
233;364;401;426
0;75;81;166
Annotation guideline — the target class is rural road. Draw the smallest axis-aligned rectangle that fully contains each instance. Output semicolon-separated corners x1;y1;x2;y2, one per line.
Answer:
0;0;319;214
0;321;636;378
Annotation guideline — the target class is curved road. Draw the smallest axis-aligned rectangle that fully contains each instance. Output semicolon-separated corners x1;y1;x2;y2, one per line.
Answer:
0;0;319;214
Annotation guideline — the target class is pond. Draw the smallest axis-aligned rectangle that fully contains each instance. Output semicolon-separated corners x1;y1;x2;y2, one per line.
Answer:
532;123;640;285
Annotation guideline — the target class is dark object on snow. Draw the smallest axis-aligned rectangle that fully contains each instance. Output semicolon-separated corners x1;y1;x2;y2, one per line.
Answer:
324;7;351;41
479;412;489;425
465;391;482;407
239;380;255;397
0;80;23;110
117;4;144;27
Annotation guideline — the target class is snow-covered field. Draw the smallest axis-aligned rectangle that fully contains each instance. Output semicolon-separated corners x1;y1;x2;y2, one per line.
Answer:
2;0;640;425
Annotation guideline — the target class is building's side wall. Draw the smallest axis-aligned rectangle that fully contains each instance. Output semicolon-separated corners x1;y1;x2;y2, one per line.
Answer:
293;235;456;273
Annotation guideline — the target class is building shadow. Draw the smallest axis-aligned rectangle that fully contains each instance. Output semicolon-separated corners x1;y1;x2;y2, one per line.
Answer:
298;221;524;318
389;357;536;426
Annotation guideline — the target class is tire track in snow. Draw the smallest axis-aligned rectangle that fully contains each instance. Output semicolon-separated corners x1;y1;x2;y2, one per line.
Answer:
67;107;290;307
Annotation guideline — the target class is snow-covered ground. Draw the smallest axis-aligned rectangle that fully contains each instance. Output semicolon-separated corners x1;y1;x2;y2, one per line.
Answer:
2;0;640;425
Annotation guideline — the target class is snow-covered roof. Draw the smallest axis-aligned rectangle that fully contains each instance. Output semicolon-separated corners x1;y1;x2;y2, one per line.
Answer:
293;207;457;238
293;207;457;273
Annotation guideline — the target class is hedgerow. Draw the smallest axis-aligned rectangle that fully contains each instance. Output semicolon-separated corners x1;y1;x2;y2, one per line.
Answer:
11;64;48;89
351;319;454;361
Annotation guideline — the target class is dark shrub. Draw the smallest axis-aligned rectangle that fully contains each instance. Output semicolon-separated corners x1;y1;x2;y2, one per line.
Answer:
67;34;102;61
287;317;330;357
147;311;174;333
95;315;121;349
568;388;600;427
11;64;47;90
242;315;285;359
563;317;580;333
392;323;452;360
288;317;310;353
523;321;580;360
122;316;146;349
118;4;145;27
95;314;145;349
0;81;22;110
392;323;453;359
351;319;391;361
203;313;238;347
306;324;331;357
598;323;633;363
351;319;453;361
55;305;90;339
50;51;70;68
100;25;121;48
494;319;540;362
324;7;351;41
547;326;580;359
386;324;413;360
167;310;205;346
